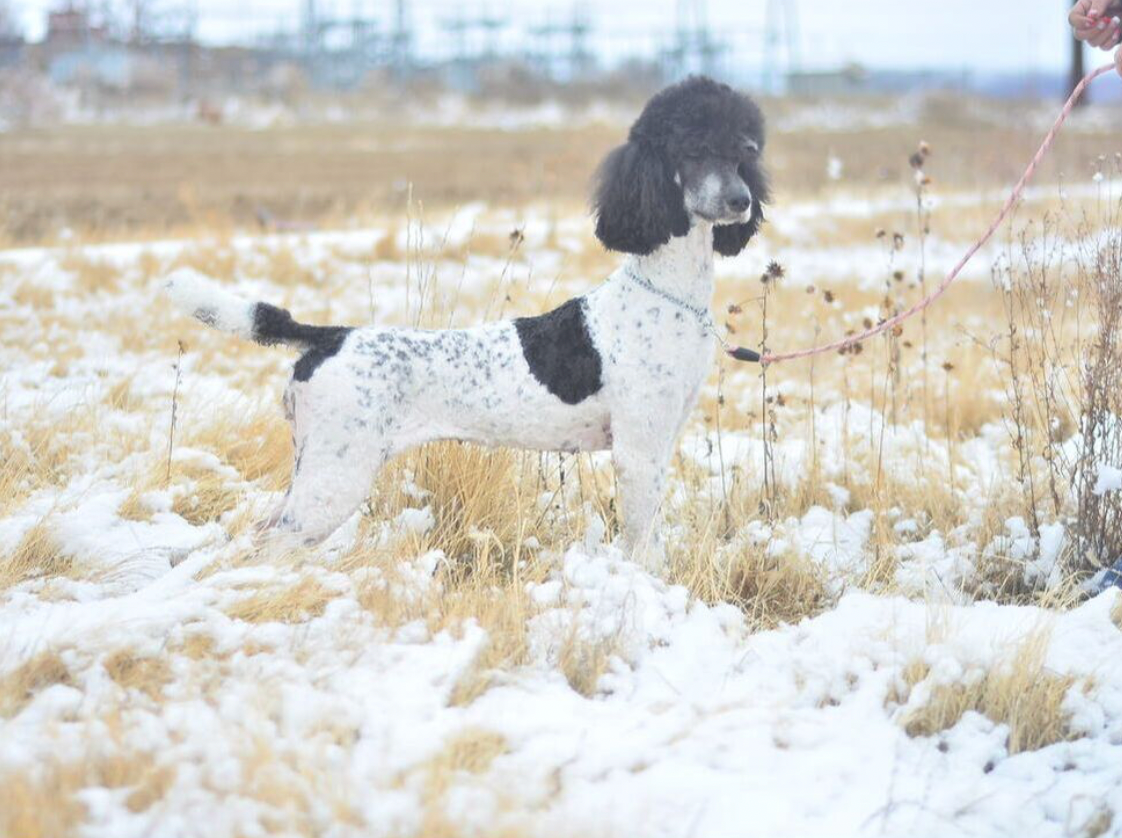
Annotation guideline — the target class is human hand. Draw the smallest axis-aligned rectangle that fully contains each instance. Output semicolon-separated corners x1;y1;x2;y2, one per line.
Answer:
1116;45;1122;76
1070;0;1122;49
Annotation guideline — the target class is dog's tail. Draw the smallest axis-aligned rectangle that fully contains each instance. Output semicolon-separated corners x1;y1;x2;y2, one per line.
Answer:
164;267;338;350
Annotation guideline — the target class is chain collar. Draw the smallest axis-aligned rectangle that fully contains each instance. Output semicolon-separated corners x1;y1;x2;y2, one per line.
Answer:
620;264;741;355
621;264;712;323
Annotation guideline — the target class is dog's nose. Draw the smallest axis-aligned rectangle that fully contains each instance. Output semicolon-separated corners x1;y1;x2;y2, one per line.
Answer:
726;188;752;214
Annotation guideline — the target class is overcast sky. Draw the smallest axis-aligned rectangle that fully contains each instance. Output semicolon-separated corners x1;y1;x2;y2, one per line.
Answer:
13;0;1108;74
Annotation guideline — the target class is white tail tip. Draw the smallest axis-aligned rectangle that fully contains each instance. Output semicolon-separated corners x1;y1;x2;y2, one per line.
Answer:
164;267;256;341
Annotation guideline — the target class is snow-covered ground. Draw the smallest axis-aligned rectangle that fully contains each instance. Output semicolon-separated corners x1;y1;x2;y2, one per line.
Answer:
2;194;1122;837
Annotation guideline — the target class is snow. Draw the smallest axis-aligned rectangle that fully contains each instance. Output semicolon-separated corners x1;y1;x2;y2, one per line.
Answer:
3;202;1122;836
2;537;1121;837
1095;463;1122;496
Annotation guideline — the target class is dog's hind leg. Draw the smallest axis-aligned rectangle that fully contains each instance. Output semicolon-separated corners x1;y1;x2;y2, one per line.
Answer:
260;435;385;554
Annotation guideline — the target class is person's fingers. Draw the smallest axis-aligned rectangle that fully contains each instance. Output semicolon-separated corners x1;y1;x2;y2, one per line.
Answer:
1085;16;1121;46
1098;16;1122;46
1090;0;1114;17
1071;3;1089;28
1106;20;1122;48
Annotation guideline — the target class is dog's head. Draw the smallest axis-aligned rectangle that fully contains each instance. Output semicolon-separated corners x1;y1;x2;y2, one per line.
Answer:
592;76;770;257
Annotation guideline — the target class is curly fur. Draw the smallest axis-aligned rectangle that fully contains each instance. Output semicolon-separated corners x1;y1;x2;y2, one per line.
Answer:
594;75;770;256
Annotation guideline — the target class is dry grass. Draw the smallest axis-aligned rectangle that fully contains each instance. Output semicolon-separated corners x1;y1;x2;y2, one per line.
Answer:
895;632;1085;754
0;751;173;838
389;442;546;568
178;403;292;491
103;649;173;700
224;575;339;624
0;650;73;719
0;518;71;592
1112;596;1122;632
557;630;616;697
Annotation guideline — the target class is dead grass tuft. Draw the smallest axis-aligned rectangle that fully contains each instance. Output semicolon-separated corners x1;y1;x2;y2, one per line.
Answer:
0;650;73;719
446;584;537;707
1112;595;1122;632
0;518;71;591
224;576;338;624
0;745;174;838
104;650;173;700
180;405;292;490
557;631;615;697
428;728;509;789
394;442;537;568
896;633;1085;754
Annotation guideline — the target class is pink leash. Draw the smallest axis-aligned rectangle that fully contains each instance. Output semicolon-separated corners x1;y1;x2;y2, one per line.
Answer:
728;64;1116;367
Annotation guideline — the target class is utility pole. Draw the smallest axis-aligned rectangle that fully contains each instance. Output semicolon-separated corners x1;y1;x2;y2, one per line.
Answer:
1069;0;1087;106
391;0;411;75
764;0;800;94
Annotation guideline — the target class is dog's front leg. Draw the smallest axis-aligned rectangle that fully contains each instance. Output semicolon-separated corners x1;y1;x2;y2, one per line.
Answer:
611;424;675;574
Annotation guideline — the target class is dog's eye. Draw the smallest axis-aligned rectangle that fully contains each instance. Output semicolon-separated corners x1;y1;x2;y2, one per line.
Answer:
742;140;760;157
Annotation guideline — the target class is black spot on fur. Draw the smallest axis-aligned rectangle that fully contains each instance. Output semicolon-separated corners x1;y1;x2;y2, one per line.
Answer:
193;306;218;327
251;302;353;382
514;298;603;405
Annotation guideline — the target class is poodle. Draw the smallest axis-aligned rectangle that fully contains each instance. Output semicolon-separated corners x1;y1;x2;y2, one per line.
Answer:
165;75;770;569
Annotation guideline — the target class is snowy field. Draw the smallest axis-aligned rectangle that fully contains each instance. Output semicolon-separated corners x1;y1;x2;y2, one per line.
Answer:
2;137;1122;836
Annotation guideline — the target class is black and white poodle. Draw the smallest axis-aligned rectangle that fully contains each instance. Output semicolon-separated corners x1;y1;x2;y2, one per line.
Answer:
165;75;770;569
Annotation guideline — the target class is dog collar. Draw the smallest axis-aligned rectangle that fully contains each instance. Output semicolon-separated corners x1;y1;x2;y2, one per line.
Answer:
621;264;712;323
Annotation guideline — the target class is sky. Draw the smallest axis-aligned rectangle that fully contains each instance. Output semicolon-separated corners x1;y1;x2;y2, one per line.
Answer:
11;0;1106;74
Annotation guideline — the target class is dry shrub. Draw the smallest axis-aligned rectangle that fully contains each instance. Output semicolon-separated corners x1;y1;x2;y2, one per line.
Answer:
224;575;338;624
0;518;71;591
103;650;172;700
897;633;1084;754
0;650;73;718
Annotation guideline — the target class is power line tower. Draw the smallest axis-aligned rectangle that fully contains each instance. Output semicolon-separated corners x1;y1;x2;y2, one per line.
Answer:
390;0;412;76
763;0;800;93
530;4;593;81
302;0;318;57
666;0;724;80
442;8;506;65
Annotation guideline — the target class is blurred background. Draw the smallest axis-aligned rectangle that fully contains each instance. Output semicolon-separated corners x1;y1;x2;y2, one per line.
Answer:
0;0;1118;243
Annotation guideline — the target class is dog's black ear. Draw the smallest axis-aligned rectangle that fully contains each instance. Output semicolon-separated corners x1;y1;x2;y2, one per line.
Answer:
713;166;769;257
593;141;690;255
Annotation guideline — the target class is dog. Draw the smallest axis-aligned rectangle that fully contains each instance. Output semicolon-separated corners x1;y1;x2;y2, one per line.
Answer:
165;75;769;569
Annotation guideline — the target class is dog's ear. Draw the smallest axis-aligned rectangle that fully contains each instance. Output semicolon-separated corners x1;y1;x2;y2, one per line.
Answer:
713;167;769;257
593;141;690;255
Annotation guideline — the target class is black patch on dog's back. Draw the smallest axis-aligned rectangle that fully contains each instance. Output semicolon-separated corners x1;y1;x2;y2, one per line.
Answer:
293;328;352;382
514;298;603;405
251;303;352;382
